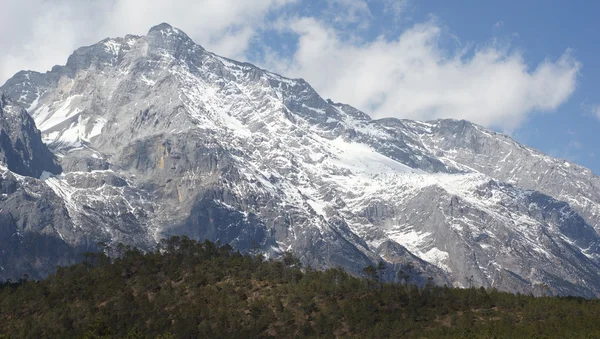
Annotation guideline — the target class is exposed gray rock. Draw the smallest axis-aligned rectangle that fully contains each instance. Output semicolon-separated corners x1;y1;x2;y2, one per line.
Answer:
0;93;61;177
2;23;600;297
391;118;600;233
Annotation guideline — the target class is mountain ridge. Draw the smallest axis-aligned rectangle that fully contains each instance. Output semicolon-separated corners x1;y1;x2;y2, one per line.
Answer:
1;23;600;297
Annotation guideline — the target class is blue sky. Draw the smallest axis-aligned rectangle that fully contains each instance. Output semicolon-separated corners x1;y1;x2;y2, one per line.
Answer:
1;0;599;172
408;1;600;169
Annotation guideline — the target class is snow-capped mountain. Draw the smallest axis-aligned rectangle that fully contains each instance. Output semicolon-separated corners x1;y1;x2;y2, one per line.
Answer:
2;23;600;296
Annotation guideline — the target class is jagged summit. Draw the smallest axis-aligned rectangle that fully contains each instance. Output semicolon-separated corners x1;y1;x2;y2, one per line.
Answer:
2;24;600;297
145;22;200;46
147;22;187;37
149;22;175;32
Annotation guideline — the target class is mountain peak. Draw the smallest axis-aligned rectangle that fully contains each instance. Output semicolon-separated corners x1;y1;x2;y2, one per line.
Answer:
147;22;190;40
148;22;175;34
146;22;197;53
4;24;600;298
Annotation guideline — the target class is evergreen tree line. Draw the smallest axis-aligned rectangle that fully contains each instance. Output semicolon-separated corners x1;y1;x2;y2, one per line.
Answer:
1;236;600;338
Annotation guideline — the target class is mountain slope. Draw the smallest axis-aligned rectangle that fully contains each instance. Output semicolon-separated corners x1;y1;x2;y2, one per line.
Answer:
2;23;600;296
0;95;155;280
388;118;600;233
0;94;76;279
0;93;61;177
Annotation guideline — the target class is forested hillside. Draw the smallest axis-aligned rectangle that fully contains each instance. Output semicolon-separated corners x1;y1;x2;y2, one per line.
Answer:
1;237;600;338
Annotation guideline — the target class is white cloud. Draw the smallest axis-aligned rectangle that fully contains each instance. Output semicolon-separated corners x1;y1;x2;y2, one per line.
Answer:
102;0;295;58
267;17;580;131
0;0;581;131
0;0;295;83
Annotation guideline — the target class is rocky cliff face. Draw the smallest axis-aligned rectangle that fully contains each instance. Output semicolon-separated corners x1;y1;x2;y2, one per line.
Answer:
0;93;73;279
2;23;600;296
0;94;61;177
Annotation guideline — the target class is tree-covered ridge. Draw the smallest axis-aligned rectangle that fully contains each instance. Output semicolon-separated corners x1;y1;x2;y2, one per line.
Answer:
1;237;600;338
